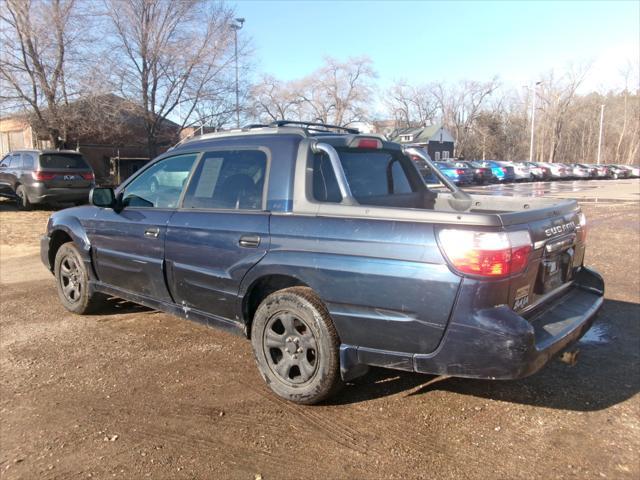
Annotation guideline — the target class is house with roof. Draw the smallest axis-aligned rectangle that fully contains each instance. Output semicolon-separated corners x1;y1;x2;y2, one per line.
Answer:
390;124;455;161
0;94;179;183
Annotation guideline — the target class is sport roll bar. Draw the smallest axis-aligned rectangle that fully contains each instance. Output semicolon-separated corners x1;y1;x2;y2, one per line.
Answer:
402;146;471;202
311;142;357;205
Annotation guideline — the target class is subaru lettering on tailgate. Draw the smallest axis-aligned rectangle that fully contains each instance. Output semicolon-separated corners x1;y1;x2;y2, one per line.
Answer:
545;221;576;237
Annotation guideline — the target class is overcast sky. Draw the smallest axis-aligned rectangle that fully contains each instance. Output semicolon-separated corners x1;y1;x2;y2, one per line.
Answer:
236;0;639;92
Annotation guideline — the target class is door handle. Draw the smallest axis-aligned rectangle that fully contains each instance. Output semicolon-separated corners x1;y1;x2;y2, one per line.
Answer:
144;227;160;238
239;235;261;248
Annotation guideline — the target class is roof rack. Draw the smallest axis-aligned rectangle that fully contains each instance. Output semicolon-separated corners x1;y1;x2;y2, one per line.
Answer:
269;120;360;135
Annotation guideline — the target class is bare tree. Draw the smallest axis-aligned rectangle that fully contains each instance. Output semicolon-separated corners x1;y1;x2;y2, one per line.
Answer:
103;0;238;155
248;75;304;123
0;0;88;148
536;65;590;162
247;57;376;127
384;80;437;128
432;77;500;157
299;56;376;126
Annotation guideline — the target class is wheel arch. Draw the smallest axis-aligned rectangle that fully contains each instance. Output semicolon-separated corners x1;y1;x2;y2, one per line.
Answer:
46;216;93;272
48;229;74;270
241;274;311;338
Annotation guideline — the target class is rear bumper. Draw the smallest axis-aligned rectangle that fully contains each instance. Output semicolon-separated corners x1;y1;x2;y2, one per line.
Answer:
340;267;604;382
28;184;92;204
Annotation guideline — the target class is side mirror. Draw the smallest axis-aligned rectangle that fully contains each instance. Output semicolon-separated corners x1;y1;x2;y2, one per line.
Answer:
90;187;116;208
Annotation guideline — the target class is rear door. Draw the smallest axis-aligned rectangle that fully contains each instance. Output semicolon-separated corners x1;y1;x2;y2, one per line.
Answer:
87;153;198;301
164;148;270;321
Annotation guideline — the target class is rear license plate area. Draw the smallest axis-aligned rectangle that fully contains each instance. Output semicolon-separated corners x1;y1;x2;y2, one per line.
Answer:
535;235;576;294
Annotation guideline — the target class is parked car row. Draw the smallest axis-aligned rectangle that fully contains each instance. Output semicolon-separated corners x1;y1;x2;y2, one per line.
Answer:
412;156;639;186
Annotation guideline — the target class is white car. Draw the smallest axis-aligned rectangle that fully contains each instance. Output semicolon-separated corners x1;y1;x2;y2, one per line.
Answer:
500;161;532;181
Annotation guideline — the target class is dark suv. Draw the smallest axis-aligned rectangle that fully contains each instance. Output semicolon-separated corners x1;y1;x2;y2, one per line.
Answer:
0;149;95;210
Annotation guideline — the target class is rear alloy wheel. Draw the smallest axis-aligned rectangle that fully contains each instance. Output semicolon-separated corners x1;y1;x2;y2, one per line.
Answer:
54;242;106;314
251;287;342;404
15;185;32;211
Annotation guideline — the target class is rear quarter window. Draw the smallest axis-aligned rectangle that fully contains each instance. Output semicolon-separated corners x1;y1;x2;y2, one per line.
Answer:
39;154;89;169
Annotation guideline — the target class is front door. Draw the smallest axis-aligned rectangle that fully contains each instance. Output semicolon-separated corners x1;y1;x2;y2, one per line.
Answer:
87;153;198;302
165;148;270;320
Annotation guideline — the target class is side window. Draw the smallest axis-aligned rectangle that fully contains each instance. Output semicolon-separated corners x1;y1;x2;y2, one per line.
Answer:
182;150;267;210
9;154;23;169
122;154;197;208
22;153;35;170
0;155;10;168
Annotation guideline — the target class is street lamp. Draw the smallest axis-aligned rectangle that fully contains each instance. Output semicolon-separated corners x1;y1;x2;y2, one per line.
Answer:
596;104;605;165
230;17;245;128
527;81;542;163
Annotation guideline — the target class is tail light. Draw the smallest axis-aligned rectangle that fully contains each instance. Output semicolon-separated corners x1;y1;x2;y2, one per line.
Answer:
456;169;465;175
437;229;532;278
501;167;507;174
354;138;382;149
81;171;95;181
577;211;587;243
32;171;56;181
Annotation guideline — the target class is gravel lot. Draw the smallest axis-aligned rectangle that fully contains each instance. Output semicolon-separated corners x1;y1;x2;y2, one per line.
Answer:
1;180;639;480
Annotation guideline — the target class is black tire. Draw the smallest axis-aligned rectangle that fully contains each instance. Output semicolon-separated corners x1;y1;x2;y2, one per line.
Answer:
15;185;32;211
54;242;106;314
251;287;342;404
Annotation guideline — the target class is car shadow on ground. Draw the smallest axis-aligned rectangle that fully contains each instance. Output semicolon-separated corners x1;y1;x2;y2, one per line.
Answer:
332;298;639;412
93;296;154;315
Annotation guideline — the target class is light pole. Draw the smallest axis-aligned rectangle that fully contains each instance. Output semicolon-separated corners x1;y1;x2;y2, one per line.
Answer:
528;81;542;163
596;104;605;164
230;17;245;128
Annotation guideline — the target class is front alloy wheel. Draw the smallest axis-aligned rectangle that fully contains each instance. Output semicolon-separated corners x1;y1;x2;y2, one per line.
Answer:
54;242;106;314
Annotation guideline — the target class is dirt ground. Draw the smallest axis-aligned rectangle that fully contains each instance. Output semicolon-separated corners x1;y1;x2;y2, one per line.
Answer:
0;184;639;479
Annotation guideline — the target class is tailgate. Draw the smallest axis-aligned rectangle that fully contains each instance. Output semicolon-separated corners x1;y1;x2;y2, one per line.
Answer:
507;209;586;313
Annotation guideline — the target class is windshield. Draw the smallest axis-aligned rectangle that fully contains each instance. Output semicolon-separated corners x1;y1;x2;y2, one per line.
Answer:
39;153;89;169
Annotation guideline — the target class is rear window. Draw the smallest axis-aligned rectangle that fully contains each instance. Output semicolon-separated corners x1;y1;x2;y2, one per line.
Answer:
313;149;418;201
39;154;89;169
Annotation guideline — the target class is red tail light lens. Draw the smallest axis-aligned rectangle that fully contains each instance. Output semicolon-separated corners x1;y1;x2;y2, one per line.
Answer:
437;229;532;278
31;171;56;181
577;211;587;243
456;169;465;175
355;138;382;149
501;167;507;173
81;171;95;181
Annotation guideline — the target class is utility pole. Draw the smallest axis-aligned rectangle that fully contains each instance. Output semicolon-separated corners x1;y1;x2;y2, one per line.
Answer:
528;81;542;163
596;103;605;164
231;18;245;128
